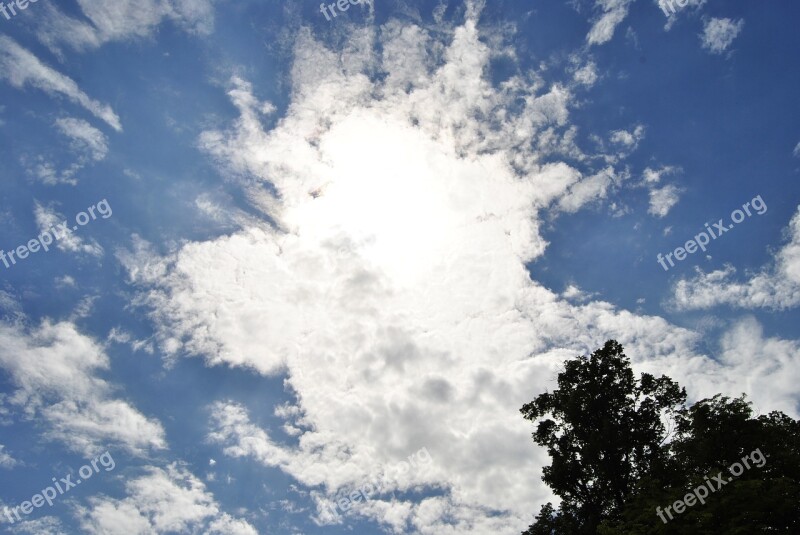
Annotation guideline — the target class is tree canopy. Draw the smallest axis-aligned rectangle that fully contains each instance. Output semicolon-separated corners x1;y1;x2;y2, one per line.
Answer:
520;340;800;534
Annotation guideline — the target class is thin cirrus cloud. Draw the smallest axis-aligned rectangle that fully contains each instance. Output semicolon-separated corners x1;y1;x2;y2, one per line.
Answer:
114;8;800;532
29;117;110;185
35;0;218;53
0;36;122;132
34;202;104;257
55;118;109;162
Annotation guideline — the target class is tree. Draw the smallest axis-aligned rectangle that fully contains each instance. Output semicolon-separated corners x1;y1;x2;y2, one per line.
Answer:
519;340;685;534
599;395;800;534
521;340;800;534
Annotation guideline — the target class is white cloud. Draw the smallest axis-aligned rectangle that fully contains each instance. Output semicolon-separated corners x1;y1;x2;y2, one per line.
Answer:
0;290;21;315
0;37;121;131
610;124;645;150
0;445;17;468
34;202;104;257
3;515;66;534
119;9;800;533
573;61;598;87
77;464;257;535
642;166;681;217
55;118;109;161
714;317;800;414
31;117;110;185
55;275;77;288
672;206;800;310
587;0;635;46
36;0;218;53
793;141;800;158
648;184;681;217
558;166;625;213
206;513;259;535
561;284;595;302
643;165;678;184
0;320;166;456
701;17;744;54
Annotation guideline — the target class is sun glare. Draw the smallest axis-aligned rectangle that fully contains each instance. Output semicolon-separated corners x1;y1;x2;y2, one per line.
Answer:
288;111;460;285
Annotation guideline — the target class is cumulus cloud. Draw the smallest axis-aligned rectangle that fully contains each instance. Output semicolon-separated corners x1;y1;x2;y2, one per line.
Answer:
643;165;678;184
573;61;598;87
119;8;800;533
672;206;800;310
0;320;166;456
641;166;682;217
77;463;257;535
0;36;121;131
610;124;645;150
648;184;681;217
701;17;744;54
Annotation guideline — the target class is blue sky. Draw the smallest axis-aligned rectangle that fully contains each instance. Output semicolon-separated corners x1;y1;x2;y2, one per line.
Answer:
0;0;799;533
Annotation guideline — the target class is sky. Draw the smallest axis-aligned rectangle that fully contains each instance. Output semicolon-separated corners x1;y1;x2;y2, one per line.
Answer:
0;0;799;533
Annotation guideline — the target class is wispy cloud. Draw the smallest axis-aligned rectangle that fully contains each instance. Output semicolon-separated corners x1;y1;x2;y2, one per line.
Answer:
673;206;800;310
0;36;122;131
0;321;166;456
587;0;635;46
0;445;18;468
701;17;744;54
34;202;104;257
28;117;110;185
36;0;218;53
55;118;109;161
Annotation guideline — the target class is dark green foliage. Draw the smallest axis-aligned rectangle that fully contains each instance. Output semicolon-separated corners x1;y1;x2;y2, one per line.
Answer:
600;397;800;534
520;341;686;534
521;340;800;535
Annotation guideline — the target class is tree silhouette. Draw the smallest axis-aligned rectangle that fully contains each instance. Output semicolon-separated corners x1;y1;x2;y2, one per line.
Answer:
521;340;800;534
599;395;800;534
520;340;685;534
